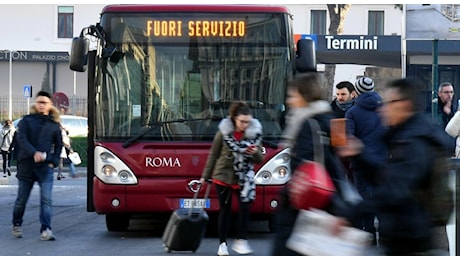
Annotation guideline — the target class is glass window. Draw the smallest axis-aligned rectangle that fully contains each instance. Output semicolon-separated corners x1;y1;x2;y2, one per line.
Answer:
58;6;74;38
310;10;327;34
95;13;291;140
368;10;384;35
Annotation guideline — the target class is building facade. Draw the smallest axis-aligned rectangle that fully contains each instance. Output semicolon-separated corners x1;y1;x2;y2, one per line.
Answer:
1;4;459;120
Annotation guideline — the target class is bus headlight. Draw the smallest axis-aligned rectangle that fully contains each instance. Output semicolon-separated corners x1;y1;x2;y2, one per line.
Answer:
94;146;138;185
276;166;288;178
102;165;116;177
255;171;272;184
254;148;291;185
118;170;132;182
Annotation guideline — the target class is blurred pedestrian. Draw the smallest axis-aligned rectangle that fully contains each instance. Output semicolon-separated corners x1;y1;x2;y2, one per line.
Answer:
200;101;264;256
271;72;353;255
11;91;63;241
335;78;452;255
1;119;16;177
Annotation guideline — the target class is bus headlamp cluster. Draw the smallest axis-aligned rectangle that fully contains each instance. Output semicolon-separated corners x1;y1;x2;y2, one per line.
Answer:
254;148;291;185
94;146;138;185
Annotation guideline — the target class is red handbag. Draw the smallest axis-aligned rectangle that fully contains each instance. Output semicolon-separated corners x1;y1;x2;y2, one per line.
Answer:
289;160;336;210
288;119;336;210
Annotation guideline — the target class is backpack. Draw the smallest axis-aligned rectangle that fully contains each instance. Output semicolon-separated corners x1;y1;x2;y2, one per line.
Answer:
414;141;454;226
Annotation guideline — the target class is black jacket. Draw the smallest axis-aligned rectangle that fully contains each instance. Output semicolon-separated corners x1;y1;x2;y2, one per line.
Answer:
345;112;452;255
16;108;62;181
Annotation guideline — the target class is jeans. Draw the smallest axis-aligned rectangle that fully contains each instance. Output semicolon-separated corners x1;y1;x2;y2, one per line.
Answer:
12;166;54;232
59;158;76;177
1;150;12;173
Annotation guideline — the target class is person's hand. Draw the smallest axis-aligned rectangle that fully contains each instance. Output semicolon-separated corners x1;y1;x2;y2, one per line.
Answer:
33;151;46;163
335;135;364;157
246;145;257;154
331;217;351;236
444;100;452;115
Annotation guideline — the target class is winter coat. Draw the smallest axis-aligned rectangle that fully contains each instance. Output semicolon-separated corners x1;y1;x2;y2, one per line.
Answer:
437;99;456;129
15;106;63;181
201;117;264;186
345;112;452;255
345;91;387;170
60;128;72;159
445;110;460;157
1;124;15;152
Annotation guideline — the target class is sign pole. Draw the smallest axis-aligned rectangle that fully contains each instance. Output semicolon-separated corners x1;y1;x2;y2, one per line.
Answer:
9;50;12;120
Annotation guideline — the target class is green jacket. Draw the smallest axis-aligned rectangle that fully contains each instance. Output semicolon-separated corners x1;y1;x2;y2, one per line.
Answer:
201;129;264;185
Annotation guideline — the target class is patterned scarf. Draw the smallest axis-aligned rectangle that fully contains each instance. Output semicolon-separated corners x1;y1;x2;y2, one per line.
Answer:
219;117;263;202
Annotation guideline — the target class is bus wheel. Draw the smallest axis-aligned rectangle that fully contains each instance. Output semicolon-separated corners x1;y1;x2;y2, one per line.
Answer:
106;214;130;231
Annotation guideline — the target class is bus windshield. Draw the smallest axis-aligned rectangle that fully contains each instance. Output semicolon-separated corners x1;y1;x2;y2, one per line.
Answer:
95;12;293;141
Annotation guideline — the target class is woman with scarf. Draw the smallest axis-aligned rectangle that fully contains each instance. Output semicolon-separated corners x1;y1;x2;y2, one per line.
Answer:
271;72;352;255
200;101;264;256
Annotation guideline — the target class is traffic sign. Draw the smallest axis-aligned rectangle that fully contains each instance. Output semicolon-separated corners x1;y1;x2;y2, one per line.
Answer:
23;85;32;98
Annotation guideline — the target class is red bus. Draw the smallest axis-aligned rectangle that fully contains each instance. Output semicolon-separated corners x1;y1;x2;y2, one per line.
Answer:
70;4;316;232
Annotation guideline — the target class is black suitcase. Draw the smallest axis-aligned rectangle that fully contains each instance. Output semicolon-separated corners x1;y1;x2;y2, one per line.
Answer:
162;182;211;253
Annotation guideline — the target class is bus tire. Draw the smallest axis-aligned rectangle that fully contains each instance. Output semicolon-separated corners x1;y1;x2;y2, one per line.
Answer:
106;214;130;231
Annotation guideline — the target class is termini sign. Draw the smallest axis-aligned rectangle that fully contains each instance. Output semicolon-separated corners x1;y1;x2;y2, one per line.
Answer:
325;35;378;50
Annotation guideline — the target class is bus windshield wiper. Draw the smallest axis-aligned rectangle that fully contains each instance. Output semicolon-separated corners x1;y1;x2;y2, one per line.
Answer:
122;117;222;148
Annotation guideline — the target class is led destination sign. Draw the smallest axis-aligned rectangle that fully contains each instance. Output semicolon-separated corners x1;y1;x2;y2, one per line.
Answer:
146;20;246;38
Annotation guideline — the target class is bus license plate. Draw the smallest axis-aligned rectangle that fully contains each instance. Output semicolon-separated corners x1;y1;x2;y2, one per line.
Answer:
180;199;210;209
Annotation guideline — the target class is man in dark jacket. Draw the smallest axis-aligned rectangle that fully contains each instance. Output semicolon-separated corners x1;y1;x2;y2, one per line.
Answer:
337;78;452;255
436;82;457;155
344;76;387;240
11;91;62;241
330;81;356;118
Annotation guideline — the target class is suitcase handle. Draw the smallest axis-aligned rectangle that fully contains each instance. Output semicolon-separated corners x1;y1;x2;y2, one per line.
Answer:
188;182;212;216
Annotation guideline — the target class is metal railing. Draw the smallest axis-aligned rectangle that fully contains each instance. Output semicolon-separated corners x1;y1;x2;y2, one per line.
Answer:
0;96;88;121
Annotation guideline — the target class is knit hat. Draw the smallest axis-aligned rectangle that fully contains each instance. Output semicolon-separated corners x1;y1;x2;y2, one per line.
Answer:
354;77;374;95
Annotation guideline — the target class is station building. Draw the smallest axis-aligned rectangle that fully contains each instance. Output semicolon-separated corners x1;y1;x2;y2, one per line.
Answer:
1;4;459;120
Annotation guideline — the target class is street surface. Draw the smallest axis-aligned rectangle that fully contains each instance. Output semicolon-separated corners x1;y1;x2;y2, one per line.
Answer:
0;167;457;256
0;167;273;256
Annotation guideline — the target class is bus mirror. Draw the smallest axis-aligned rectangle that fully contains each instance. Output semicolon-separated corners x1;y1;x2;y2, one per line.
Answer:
69;36;89;72
296;39;317;73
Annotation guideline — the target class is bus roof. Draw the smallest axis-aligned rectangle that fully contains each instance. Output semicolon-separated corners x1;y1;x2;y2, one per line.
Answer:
101;4;291;14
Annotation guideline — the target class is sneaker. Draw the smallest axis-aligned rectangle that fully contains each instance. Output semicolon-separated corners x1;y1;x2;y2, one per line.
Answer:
217;242;229;256
231;239;253;255
12;226;22;238
40;228;55;241
7;167;11;176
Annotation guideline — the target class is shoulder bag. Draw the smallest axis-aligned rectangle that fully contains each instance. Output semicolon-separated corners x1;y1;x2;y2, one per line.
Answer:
68;152;82;165
288;119;336;210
